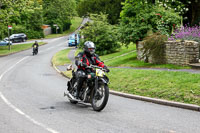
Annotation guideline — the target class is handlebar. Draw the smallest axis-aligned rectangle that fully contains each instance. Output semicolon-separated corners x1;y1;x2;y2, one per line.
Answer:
86;65;107;72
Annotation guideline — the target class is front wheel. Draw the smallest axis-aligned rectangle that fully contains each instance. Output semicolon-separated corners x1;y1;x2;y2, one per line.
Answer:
91;82;109;112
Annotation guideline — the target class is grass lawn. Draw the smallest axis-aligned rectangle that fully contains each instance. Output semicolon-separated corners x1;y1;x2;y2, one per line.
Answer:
0;42;45;56
100;44;191;69
52;48;73;78
45;17;83;39
52;48;71;66
108;68;200;106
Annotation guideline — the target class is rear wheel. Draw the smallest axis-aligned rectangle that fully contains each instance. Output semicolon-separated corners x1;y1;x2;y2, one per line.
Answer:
91;82;109;111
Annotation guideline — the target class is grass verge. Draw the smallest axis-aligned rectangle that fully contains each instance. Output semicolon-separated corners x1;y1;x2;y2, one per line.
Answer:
52;48;73;78
100;44;191;69
45;17;83;39
108;68;200;106
52;48;71;66
0;42;45;56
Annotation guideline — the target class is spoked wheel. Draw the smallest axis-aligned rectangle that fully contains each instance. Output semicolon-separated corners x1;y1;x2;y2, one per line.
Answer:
69;81;78;104
91;82;109;111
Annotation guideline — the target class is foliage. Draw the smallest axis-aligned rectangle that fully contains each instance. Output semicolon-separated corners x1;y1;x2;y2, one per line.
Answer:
43;0;76;33
25;30;44;39
0;0;77;39
0;0;28;39
76;0;125;24
119;0;180;46
79;14;120;55
142;32;167;64
168;25;200;43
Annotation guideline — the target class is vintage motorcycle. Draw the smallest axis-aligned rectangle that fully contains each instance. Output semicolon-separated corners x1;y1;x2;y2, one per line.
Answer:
64;64;109;111
32;45;38;55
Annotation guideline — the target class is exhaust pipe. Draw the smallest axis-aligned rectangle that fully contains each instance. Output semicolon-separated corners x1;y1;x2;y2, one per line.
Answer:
64;91;80;102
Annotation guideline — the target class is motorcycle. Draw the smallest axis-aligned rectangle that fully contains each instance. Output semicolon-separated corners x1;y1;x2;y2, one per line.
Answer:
64;64;110;111
32;45;38;55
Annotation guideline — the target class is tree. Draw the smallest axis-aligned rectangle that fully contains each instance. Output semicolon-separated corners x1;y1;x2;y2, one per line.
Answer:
119;0;180;46
77;0;125;24
0;0;28;39
43;0;77;33
80;14;120;55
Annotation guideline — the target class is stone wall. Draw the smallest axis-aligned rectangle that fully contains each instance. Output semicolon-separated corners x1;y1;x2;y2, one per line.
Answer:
165;41;199;65
137;41;200;66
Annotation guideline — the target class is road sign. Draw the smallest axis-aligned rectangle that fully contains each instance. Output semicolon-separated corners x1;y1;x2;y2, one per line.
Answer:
8;25;12;29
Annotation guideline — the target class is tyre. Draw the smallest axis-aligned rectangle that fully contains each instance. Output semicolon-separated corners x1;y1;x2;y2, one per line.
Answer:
69;99;78;104
91;82;109;111
68;78;78;104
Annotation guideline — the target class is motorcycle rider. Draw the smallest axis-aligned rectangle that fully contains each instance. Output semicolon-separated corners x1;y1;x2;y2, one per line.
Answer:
74;41;110;99
32;41;39;54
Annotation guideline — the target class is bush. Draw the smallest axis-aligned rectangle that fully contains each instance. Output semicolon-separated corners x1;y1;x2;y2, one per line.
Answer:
142;32;168;64
25;30;44;39
119;1;180;46
79;13;120;55
12;25;26;34
168;25;200;43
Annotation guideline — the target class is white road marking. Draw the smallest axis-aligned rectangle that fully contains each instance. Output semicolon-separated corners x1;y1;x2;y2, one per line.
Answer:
0;56;59;133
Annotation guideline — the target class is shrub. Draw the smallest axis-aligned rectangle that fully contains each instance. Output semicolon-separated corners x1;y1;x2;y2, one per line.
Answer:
119;1;180;46
25;30;44;39
168;25;200;43
12;25;26;34
142;32;168;64
79;13;120;55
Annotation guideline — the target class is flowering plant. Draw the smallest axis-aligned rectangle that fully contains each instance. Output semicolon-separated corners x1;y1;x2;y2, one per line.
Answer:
168;25;200;42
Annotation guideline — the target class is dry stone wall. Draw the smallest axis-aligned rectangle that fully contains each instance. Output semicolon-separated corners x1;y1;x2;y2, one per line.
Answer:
137;41;200;66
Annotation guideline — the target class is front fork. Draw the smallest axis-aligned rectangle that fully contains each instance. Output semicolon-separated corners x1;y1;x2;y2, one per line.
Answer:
94;76;98;92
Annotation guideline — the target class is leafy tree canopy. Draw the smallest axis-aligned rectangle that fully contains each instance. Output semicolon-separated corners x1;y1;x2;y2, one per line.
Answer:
76;0;125;24
80;13;120;55
119;0;181;46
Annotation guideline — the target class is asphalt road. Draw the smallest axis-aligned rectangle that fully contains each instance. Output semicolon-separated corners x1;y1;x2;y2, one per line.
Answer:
0;36;200;133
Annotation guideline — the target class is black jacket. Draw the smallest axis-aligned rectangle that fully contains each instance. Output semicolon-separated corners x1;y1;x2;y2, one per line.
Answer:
75;52;106;72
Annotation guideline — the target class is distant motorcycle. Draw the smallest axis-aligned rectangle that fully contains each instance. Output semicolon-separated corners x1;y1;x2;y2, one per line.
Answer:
32;45;38;55
64;65;110;111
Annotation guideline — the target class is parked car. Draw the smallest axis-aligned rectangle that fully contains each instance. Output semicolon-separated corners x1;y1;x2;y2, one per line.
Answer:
68;34;80;47
0;39;12;46
9;33;27;43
